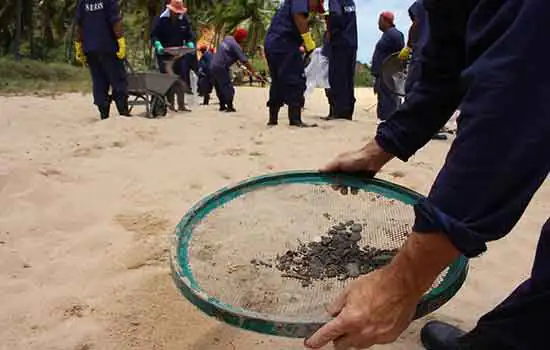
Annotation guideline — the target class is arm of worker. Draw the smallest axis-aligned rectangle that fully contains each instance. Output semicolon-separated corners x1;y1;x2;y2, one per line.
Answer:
183;15;196;48
106;0;126;59
375;1;467;162
74;1;86;64
233;46;263;82
292;1;315;53
150;18;165;55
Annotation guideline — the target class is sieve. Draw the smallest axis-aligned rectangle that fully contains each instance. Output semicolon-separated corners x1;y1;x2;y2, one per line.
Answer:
381;52;407;97
170;171;468;338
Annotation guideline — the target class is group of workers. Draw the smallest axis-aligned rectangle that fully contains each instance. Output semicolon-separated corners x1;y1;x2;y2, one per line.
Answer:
74;0;362;126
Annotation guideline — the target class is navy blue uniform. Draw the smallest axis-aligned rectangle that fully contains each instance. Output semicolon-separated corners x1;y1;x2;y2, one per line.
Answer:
211;36;248;109
375;0;550;348
198;51;213;102
371;26;404;121
75;0;127;110
151;9;195;81
405;0;429;94
264;0;309;109
326;0;357;118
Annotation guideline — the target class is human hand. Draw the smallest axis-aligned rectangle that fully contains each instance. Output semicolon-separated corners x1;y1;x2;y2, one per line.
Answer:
186;41;195;49
321;140;393;175
74;41;86;65
154;40;165;55
398;47;411;61
305;267;421;349
301;32;317;53
116;37;127;60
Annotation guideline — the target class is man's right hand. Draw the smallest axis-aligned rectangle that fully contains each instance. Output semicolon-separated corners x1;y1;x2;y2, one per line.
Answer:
321;140;394;175
74;41;86;65
154;41;165;55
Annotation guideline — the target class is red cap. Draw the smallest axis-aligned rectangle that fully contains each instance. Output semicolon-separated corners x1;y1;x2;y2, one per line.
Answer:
233;28;249;43
381;11;395;23
313;0;325;13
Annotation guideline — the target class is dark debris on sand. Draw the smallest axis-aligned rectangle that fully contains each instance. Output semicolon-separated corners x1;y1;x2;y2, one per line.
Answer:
271;221;399;287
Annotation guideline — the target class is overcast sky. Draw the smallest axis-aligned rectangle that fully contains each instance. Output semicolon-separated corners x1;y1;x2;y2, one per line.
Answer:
355;0;412;63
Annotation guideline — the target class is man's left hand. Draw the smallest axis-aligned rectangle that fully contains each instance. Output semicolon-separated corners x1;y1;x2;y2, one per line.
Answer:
305;267;420;349
116;37;127;60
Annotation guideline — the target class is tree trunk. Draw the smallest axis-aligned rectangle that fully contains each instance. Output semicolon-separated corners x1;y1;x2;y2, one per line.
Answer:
14;0;22;60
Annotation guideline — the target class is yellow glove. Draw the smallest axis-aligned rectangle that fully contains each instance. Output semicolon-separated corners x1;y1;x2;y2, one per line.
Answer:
301;32;316;53
116;37;127;60
399;46;412;60
74;41;86;65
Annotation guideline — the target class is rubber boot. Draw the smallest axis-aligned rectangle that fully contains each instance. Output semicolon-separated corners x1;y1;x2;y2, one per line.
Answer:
421;321;465;350
98;104;110;120
115;97;131;117
289;106;317;128
226;100;236;113
202;95;210;106
267;106;280;126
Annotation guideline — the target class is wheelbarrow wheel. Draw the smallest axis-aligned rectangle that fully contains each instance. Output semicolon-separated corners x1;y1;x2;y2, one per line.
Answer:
151;95;168;118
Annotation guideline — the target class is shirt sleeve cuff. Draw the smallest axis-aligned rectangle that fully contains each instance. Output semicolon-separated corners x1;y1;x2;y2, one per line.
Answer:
413;198;487;258
375;123;413;162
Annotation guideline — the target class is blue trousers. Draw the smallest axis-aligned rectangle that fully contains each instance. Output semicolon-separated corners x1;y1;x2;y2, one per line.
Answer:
265;49;306;109
211;64;234;107
328;46;357;117
86;52;127;107
374;76;399;121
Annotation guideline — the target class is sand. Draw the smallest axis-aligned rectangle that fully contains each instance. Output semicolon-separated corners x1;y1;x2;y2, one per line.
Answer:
0;87;547;350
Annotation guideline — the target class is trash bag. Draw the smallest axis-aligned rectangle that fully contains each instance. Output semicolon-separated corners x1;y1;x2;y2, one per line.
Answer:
186;70;201;106
305;48;330;95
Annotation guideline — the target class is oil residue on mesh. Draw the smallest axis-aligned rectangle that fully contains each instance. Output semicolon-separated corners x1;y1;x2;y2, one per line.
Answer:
252;220;401;287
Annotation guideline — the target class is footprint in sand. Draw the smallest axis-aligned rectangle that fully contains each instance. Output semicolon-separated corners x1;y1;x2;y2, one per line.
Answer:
114;211;171;239
222;147;245;157
73;144;103;157
389;170;407;178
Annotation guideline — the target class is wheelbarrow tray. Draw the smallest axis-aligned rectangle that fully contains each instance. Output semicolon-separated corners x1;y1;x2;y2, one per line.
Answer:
128;72;178;96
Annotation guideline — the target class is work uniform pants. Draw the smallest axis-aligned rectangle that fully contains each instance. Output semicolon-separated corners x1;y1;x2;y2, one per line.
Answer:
86;52;128;108
265;49;306;109
328;46;356;117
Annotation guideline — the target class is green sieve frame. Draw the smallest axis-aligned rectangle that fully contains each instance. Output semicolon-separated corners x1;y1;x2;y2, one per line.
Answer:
170;171;469;338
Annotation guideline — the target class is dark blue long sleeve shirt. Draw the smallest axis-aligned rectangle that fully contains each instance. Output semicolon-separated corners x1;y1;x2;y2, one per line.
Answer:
375;0;550;258
151;9;195;54
371;27;404;77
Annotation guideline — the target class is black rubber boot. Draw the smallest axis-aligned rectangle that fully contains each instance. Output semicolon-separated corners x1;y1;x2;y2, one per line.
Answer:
226;100;236;113
219;103;227;111
98;104;110;120
267;106;280;126
421;321;465;350
115;97;131;117
289;106;317;128
202;95;210;105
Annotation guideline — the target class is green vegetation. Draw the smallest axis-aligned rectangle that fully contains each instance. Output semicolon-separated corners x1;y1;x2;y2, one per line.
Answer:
0;58;90;94
0;0;372;92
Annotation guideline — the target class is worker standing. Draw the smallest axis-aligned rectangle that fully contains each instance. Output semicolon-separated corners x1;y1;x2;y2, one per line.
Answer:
264;0;324;127
75;0;130;120
151;0;196;112
371;12;404;123
323;0;357;120
197;45;213;105
211;29;262;113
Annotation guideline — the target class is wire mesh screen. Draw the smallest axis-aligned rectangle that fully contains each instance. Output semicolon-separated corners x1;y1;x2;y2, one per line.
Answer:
185;183;450;323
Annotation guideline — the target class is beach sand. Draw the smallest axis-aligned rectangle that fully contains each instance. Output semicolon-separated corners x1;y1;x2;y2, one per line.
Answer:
0;88;547;349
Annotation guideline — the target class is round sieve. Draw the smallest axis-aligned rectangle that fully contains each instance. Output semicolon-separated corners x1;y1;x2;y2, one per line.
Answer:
170;171;468;338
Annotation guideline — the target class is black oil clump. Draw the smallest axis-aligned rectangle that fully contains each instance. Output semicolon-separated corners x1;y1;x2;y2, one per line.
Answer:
272;221;398;287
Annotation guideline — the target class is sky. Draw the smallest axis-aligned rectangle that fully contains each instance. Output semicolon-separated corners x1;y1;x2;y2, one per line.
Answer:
352;0;413;63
